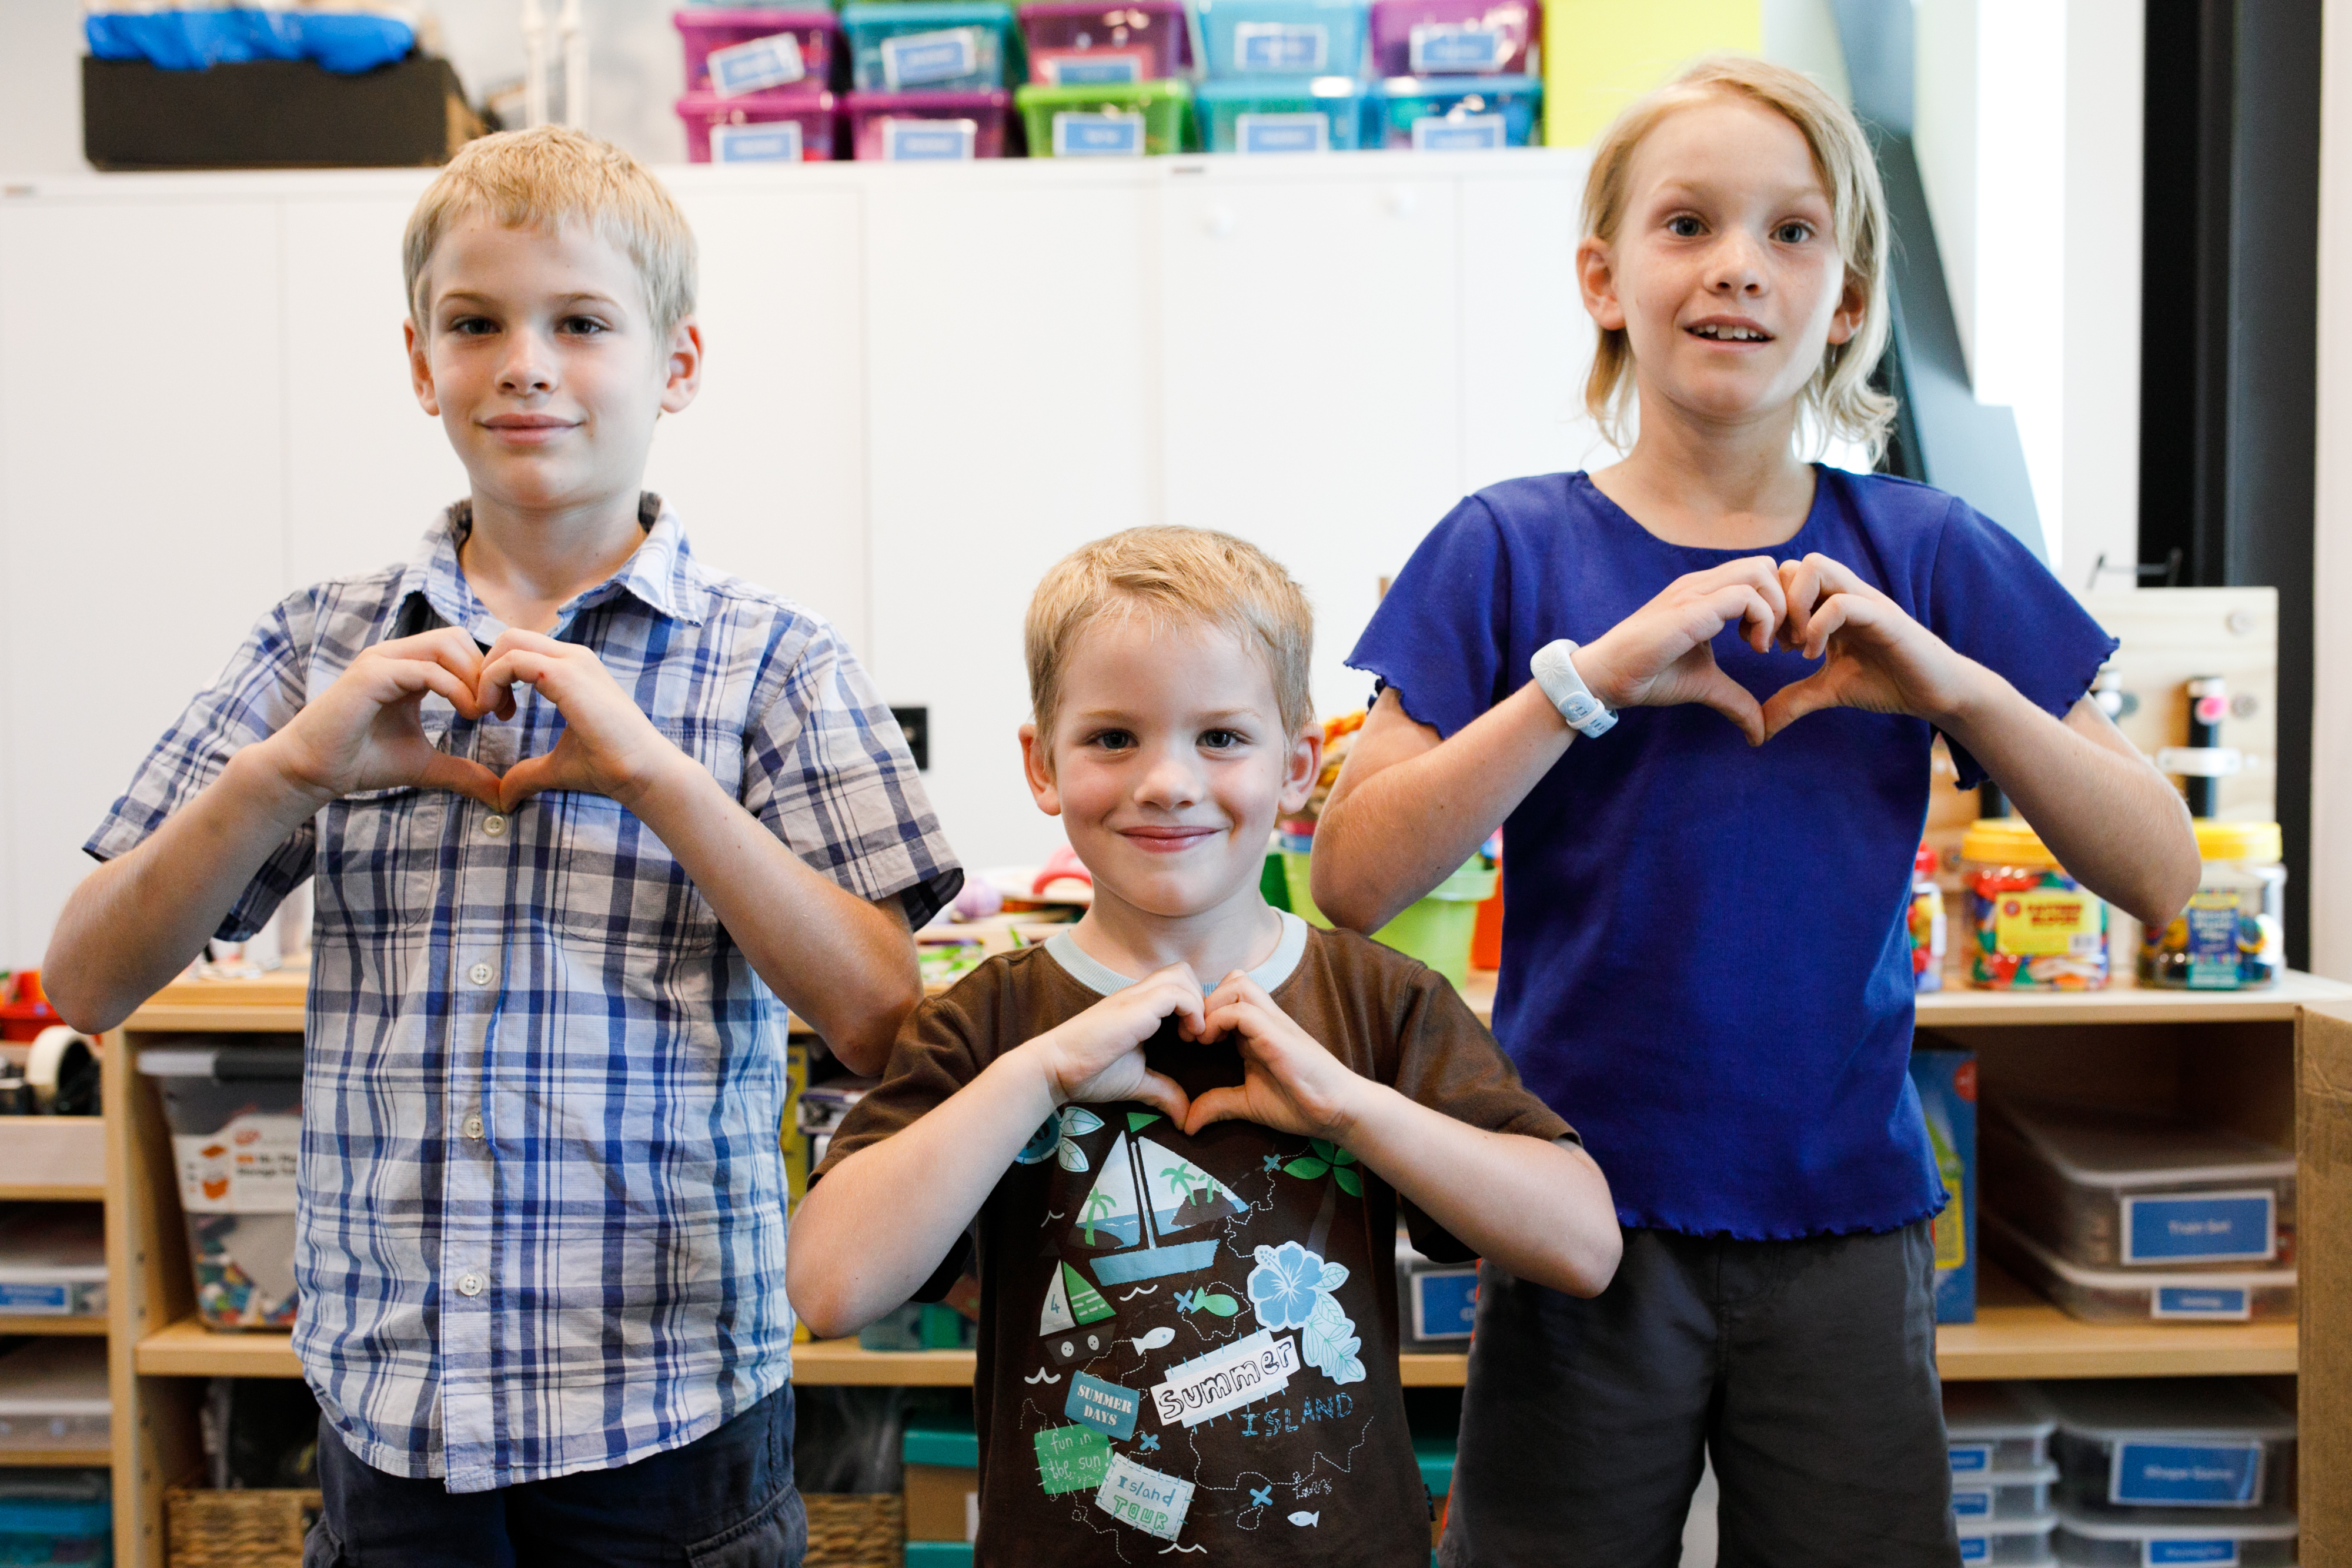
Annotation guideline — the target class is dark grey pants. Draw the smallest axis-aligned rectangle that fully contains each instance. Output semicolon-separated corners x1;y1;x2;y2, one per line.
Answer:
1442;1222;1958;1568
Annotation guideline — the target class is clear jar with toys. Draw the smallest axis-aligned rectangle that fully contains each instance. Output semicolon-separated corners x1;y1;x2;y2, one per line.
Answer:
1960;820;2108;991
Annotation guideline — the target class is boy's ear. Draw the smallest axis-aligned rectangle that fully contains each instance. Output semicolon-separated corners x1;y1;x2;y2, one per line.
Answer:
1576;236;1626;333
405;317;440;417
1277;726;1323;817
1019;722;1063;818
660;318;704;416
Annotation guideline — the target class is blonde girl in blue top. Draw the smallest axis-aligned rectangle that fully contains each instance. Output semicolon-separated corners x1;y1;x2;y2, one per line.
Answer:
1316;57;2200;1564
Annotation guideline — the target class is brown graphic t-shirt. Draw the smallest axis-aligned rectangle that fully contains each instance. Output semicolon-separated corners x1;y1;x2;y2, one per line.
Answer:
814;915;1573;1568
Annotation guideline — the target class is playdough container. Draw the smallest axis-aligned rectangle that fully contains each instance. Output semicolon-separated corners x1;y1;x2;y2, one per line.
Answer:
674;9;840;96
1368;74;1542;149
845;89;1013;157
676;89;841;161
1367;0;1534;75
1019;0;1189;84
1281;851;1496;988
2139;820;2286;989
1956;1510;2059;1565
1947;1383;2058;1476
1017;79;1193;155
1912;842;1947;991
2053;1503;2297;1566
1195;0;1369;77
1960;819;2108;989
139;1043;304;1330
2041;1379;2296;1512
843;3;1020;92
1982;1098;2294;1272
1195;75;1372;151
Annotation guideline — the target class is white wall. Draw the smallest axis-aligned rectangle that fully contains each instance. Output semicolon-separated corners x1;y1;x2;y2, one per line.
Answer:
2312;0;2352;982
2060;0;2143;594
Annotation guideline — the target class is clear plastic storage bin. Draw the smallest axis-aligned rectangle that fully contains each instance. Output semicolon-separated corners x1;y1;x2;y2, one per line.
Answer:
843;3;1020;93
1947;1383;2057;1475
2139;820;2286;989
139;1043;304;1330
1989;1214;2296;1325
2041;1380;2295;1512
1195;0;1369;78
0;1206;105;1320
2054;1504;2297;1566
676;89;840;161
0;1469;109;1566
1367;0;1534;75
1983;1100;2294;1271
1367;75;1542;149
1195;76;1371;152
1016;79;1192;155
1952;1465;2059;1524
673;9;840;96
0;1340;109;1456
1018;0;1188;84
844;90;1012;158
1957;1510;2057;1565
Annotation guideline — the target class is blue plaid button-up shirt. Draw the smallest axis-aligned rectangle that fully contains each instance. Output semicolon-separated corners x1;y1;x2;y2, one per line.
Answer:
88;497;960;1492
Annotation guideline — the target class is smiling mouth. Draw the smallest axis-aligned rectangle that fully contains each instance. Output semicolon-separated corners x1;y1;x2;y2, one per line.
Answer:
1121;826;1218;854
1687;323;1773;342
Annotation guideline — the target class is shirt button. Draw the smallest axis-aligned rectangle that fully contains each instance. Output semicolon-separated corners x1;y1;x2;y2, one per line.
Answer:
467;962;495;987
456;1272;485;1298
483;814;508;838
463;1114;485;1140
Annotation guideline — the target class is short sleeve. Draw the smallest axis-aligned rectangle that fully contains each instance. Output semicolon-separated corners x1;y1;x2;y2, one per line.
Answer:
83;596;320;942
1924;500;2120;789
740;621;963;928
811;989;990;1178
1345;497;1513;739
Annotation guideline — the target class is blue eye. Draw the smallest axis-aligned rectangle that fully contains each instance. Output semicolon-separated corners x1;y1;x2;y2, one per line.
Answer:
1666;215;1705;238
1091;729;1134;751
561;316;608;336
1774;221;1813;245
1200;730;1241;750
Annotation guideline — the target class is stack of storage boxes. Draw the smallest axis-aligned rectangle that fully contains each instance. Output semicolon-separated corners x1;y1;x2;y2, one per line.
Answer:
1945;1383;2060;1566
1191;0;1365;152
675;8;846;161
903;1416;979;1566
844;1;1021;159
1365;0;1539;149
1017;1;1191;154
2044;1381;2297;1566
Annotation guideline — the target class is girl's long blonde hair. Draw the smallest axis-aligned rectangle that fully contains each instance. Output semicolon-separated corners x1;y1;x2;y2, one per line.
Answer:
1582;55;1896;462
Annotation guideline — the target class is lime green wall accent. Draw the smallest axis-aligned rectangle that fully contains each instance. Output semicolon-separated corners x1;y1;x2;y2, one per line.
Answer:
1543;0;1763;149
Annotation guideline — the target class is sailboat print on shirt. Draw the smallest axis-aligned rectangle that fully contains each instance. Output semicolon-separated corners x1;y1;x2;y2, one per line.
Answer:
1070;1131;1231;1284
1038;1259;1120;1367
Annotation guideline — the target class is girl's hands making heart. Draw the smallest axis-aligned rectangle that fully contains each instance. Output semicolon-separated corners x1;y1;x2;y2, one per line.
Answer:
1760;553;1984;739
1571;556;1786;747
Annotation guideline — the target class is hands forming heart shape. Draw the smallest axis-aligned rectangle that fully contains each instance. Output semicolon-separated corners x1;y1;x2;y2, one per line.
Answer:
266;626;680;817
1572;552;1985;747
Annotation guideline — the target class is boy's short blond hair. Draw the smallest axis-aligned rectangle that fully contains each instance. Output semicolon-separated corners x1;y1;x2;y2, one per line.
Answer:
1026;527;1314;753
1582;55;1895;460
403;126;697;336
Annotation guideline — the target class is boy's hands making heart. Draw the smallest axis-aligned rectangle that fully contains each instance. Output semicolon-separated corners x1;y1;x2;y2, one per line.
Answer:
474;628;684;814
263;629;505;810
1028;965;1202;1124
1182;973;1364;1144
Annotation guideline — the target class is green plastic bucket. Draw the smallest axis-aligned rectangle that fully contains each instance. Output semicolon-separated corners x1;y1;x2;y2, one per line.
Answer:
1281;851;1496;988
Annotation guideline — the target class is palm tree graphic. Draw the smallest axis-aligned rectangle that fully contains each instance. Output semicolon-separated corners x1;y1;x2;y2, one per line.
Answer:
1080;1188;1116;1245
1160;1162;1205;1207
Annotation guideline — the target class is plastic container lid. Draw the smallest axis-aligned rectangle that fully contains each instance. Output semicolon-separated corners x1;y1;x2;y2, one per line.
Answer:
1195;73;1365;101
2055;1503;2297;1542
1993;1100;2293;1188
1945;1382;2057;1440
673;9;839;31
846;88;1012;109
1955;1510;2057;1539
1376;72;1541;100
1016;77;1191;106
1962;818;2064;868
903;1421;979;1468
1992;1212;2297;1295
136;1044;305;1081
0;1339;109;1417
1959;1462;2060;1487
1413;1435;1455;1492
2038;1376;2296;1443
843;2;1016;26
2191;820;2283;862
0;1207;105;1281
0;1497;109;1535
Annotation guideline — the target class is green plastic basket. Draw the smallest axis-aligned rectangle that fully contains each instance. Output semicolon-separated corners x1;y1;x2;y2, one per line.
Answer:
1281;850;1495;988
1015;78;1193;156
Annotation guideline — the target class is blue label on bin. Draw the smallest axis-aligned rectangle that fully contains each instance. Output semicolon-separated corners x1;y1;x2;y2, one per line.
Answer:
2122;1192;2274;1264
707;122;804;162
2111;1441;2263;1507
1957;1534;1989;1563
1949;1486;1992;1518
1065;1371;1141;1439
1232;21;1328;71
884;118;978;159
1053;111;1144;156
2154;1285;2251;1320
1948;1443;1992;1474
1050;55;1140;83
883;28;981;88
1409;22;1504;71
1409;1269;1478;1340
1411;113;1505;151
0;1282;69;1312
2148;1543;2239;1566
1235;112;1329;153
708;32;807;94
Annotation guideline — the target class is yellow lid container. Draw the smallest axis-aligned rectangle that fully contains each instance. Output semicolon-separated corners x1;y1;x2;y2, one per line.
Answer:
1959;818;2063;868
2191;820;2283;862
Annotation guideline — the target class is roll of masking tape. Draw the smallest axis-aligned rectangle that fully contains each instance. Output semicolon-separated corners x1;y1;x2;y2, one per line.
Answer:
26;1024;94;1111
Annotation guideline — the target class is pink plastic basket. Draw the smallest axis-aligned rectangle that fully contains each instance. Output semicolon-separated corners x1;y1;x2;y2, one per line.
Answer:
674;9;840;96
676;90;840;162
844;90;1013;158
1366;0;1535;76
1017;1;1188;85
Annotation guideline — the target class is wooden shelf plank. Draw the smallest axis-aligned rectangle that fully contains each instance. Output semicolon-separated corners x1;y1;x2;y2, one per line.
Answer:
135;1319;299;1378
0;1183;104;1203
1934;1263;2296;1380
0;1447;113;1467
0;1315;108;1336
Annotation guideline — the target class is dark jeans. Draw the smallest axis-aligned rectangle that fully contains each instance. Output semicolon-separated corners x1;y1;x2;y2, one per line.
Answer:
1442;1222;1958;1568
305;1385;805;1568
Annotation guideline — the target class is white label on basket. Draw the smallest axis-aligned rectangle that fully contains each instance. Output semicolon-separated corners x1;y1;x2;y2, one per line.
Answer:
173;1113;300;1213
884;117;979;159
1235;112;1329;153
2146;1543;2239;1567
2151;1284;2253;1320
709;121;805;162
707;32;808;95
1054;111;1145;156
2120;1191;2276;1265
883;27;982;88
1949;1485;1993;1518
1949;1442;1992;1473
1412;113;1504;151
1233;21;1328;71
1042;50;1145;84
1408;21;1504;71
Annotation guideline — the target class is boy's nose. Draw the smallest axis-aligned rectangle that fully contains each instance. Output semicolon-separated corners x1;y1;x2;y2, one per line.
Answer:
497;334;557;394
1134;752;1202;808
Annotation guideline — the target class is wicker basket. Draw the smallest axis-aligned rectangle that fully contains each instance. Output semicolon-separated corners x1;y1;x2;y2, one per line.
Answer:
804;1493;904;1568
165;1487;320;1568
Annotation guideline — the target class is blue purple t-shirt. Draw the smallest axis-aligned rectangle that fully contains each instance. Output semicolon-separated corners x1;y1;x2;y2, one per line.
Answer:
1347;467;2117;1238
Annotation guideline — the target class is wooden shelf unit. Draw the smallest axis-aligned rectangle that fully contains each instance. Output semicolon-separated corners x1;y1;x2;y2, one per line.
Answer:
0;1316;109;1338
0;1446;116;1468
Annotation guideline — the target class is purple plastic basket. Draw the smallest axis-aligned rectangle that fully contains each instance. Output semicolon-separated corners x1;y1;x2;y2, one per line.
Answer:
674;9;840;96
1367;0;1534;77
844;89;1014;158
1017;0;1189;85
676;89;840;162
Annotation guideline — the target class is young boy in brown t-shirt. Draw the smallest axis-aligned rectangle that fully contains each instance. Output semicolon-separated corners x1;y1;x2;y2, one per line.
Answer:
789;527;1621;1566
